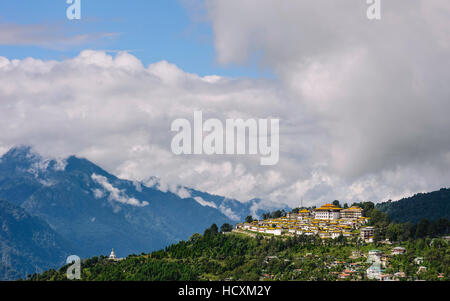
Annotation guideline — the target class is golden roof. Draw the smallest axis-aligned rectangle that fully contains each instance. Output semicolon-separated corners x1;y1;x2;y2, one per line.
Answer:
343;206;362;211
315;203;343;211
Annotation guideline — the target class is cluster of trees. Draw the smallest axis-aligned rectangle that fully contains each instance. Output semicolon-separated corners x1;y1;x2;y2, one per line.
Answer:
375;188;450;223
28;229;449;281
382;218;449;242
350;201;450;243
203;223;234;235
244;209;288;223
260;209;287;220
219;223;233;233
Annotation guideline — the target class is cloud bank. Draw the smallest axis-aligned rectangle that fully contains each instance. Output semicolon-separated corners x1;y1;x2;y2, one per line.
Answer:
0;0;449;208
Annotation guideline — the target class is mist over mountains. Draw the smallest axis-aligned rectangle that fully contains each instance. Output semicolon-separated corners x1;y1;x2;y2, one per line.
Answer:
0;146;272;280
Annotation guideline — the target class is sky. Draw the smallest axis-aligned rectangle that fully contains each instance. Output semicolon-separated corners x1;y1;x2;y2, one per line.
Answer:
0;0;449;209
0;0;271;78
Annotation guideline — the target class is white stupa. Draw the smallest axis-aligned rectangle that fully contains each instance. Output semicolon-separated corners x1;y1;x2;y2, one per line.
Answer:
109;248;116;260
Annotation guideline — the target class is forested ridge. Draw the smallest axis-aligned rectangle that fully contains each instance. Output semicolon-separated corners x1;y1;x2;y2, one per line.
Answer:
28;223;449;281
27;191;450;282
376;188;450;223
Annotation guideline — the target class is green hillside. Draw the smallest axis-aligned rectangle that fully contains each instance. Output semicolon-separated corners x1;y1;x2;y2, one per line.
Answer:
376;188;450;223
28;225;449;282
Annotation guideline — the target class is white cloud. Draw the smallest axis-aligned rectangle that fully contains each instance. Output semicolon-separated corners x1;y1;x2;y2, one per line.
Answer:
132;180;143;192
53;158;67;171
205;0;449;203
93;189;105;199
203;0;450;201
91;173;149;207
194;196;217;209
218;203;240;221
0;6;449;213
173;186;191;199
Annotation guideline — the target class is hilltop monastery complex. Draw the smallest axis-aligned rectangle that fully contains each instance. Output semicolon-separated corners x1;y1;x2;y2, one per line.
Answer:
236;203;374;241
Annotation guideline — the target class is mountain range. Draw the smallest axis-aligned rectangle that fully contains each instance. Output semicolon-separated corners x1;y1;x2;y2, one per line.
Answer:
0;146;276;280
1;146;448;281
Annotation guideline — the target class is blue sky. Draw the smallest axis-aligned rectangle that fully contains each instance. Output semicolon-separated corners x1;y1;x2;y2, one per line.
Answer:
0;0;272;78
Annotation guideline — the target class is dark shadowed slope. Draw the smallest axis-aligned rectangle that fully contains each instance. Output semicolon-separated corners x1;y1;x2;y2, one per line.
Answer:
0;146;268;279
376;188;450;223
0;199;73;280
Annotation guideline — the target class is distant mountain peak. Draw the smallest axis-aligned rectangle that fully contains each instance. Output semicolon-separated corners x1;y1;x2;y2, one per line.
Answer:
0;145;290;280
0;146;279;220
2;145;40;161
0;146;71;178
65;155;109;175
